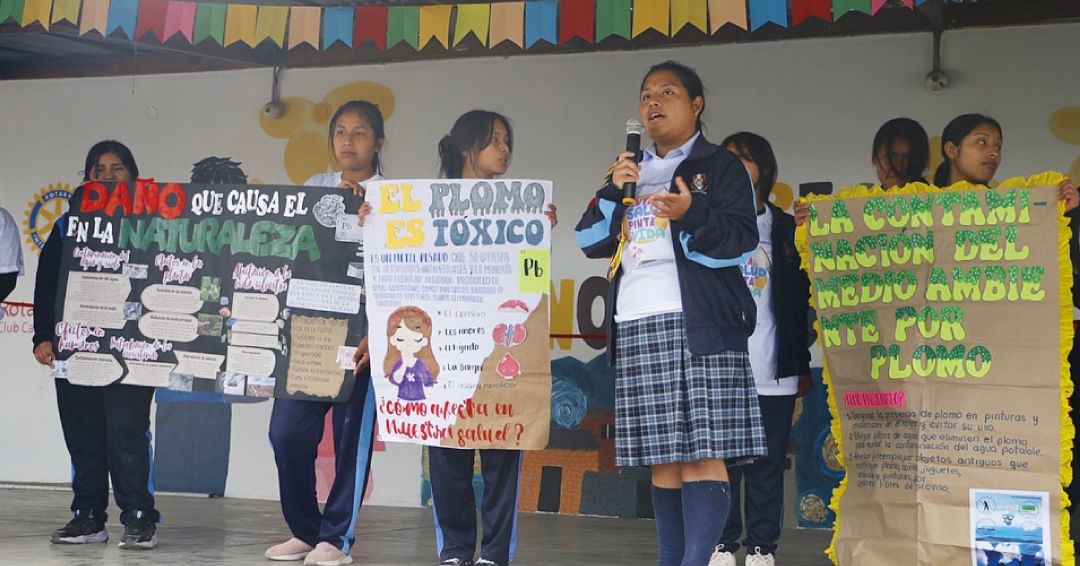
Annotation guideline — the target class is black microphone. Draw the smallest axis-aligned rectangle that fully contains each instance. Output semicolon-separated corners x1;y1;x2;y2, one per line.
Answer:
622;118;644;206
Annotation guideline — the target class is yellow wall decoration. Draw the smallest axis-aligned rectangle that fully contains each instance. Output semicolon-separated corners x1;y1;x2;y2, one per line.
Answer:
1050;106;1080;181
770;181;794;211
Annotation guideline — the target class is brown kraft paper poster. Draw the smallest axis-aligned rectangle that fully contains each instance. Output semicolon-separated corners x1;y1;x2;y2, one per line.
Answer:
439;294;552;450
286;315;350;399
800;183;1071;565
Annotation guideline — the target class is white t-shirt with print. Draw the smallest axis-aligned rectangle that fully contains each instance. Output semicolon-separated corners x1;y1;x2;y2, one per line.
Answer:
0;207;24;275
614;134;699;323
744;206;798;396
304;171;382;189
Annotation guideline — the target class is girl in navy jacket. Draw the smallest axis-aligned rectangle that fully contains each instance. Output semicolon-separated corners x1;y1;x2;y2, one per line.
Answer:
575;61;767;566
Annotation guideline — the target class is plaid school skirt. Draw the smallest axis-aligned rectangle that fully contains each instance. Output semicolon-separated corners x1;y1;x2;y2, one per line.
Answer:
614;311;767;467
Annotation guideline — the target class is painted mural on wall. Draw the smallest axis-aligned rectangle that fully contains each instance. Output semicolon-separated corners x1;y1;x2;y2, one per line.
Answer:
792;367;841;529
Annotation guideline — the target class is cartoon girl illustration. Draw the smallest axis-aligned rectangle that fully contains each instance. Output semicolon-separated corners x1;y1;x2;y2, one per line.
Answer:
384;306;440;401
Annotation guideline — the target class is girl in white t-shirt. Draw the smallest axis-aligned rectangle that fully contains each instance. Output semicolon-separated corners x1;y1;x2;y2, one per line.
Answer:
264;100;384;566
710;132;812;566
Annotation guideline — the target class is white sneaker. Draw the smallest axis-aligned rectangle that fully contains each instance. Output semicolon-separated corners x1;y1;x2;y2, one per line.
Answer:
708;547;737;566
265;537;314;561
745;551;775;566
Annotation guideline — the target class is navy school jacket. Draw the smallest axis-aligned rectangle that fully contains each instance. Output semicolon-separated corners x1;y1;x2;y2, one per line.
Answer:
574;135;759;363
33;215;63;347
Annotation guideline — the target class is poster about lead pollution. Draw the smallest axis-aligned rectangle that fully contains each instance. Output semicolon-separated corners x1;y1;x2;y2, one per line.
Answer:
364;179;553;450
796;174;1074;566
54;180;367;402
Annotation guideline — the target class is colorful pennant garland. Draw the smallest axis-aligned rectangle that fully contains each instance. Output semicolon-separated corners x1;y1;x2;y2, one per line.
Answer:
9;0;920;52
490;2;524;47
162;1;195;43
525;0;557;47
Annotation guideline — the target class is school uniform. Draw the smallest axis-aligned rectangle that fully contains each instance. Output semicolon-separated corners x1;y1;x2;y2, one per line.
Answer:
577;132;768;566
34;216;160;526
429;447;522;564
424;168;522;565
267;172;380;552
576;133;767;467
717;202;811;557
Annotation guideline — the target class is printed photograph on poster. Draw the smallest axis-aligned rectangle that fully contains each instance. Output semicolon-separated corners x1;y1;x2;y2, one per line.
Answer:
168;373;194;392
246;376;276;398
53;182;365;400
123;302;143;321
337;346;358;370
200;276;221;301
364;179;554;450
970;489;1051;566
197;314;224;337
216;372;247;396
122;263;148;279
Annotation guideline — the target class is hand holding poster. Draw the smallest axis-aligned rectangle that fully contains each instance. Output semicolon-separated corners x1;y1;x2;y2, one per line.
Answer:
364;179;553;450
797;173;1075;566
55;180;367;401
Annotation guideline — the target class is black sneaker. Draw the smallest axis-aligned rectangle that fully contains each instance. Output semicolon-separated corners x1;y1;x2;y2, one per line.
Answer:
118;511;157;550
50;510;108;544
475;560;505;566
437;559;473;566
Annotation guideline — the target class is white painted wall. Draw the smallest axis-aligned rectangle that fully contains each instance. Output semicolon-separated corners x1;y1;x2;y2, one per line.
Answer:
1;22;1077;504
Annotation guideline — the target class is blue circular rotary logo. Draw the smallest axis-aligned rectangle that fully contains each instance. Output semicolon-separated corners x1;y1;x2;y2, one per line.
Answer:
23;183;73;253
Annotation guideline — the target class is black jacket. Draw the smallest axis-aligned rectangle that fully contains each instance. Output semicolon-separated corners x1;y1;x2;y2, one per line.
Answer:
33;217;63;347
762;202;812;380
575;135;758;363
0;273;14;303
